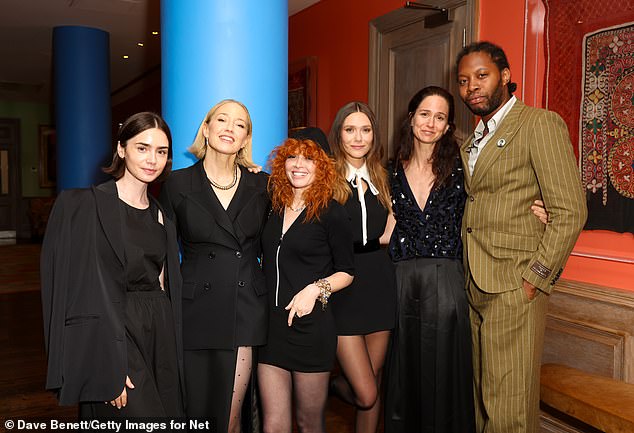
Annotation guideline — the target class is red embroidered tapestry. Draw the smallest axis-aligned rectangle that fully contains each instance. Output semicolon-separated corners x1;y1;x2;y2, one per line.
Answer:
545;0;634;233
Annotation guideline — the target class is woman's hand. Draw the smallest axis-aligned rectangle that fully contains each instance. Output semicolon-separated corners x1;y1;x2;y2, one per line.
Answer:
531;199;549;225
247;164;263;174
285;283;320;326
108;376;135;409
380;212;396;245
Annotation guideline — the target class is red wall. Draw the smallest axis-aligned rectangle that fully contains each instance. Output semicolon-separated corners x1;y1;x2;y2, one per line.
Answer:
478;0;634;292
289;0;634;292
289;0;402;131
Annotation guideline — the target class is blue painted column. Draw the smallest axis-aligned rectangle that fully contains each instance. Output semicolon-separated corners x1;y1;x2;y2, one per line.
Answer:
162;0;288;169
53;26;111;191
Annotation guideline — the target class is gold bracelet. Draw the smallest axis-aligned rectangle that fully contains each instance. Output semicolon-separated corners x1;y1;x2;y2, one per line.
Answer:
314;278;332;311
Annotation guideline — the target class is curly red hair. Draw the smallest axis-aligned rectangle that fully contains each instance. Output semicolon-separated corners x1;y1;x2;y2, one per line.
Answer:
267;138;337;222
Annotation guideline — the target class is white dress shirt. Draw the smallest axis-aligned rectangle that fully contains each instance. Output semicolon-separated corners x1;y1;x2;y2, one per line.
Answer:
468;95;517;175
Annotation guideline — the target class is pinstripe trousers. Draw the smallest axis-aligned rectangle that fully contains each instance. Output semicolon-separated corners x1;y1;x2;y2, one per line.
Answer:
467;277;548;433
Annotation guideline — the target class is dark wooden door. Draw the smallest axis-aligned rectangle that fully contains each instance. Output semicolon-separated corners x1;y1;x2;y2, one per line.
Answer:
0;119;21;233
369;1;475;159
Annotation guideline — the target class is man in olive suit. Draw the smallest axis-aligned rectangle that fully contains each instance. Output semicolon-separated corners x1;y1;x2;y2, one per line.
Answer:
456;41;587;433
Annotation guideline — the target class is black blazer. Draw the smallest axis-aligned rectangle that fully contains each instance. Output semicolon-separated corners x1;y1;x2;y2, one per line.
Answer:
159;161;270;350
40;180;184;405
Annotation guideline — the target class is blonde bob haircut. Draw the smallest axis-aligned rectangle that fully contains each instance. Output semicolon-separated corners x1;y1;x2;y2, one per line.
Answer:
188;99;256;168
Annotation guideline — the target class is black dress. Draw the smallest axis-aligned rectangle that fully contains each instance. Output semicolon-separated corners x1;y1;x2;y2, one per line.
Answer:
160;163;270;432
331;183;396;335
81;200;183;418
258;201;354;372
384;160;475;433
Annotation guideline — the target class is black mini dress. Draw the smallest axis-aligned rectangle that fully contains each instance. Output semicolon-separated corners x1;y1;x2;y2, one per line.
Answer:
331;183;396;335
258;201;354;372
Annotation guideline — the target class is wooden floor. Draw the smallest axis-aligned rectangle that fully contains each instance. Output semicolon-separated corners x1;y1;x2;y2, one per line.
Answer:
0;243;357;432
0;290;77;420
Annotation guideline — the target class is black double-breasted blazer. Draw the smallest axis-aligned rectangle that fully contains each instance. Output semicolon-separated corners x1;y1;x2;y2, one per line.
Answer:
40;180;184;405
159;161;270;350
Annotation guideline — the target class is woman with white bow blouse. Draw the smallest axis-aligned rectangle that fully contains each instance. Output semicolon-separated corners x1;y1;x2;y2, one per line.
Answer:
327;102;397;433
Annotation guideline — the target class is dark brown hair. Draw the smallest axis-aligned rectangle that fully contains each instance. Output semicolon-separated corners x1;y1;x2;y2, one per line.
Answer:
103;112;172;181
395;86;459;189
328;101;391;210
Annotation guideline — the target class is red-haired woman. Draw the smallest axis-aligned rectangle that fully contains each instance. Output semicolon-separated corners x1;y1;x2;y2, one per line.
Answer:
258;138;354;433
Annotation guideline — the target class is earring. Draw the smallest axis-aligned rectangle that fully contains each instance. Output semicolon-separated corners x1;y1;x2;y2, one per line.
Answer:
205;137;209;146
117;141;126;159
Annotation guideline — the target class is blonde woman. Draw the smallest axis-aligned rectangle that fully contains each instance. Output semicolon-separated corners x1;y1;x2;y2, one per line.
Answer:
159;99;269;433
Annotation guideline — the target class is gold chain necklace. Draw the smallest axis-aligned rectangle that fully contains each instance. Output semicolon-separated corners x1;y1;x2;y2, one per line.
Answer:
208;164;238;190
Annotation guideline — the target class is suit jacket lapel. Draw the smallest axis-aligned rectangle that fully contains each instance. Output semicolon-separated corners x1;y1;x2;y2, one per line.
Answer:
93;180;125;266
470;100;526;188
227;167;263;220
188;161;240;249
460;134;474;191
150;195;181;298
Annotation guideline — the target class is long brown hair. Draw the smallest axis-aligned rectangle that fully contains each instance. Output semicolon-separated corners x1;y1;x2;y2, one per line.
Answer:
267;138;344;222
395;86;459;189
328;102;391;210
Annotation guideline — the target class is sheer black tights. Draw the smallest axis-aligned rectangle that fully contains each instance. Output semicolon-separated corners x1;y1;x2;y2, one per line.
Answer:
258;363;329;433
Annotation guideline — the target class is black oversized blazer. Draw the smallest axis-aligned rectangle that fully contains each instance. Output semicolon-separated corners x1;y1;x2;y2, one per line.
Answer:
40;180;184;405
159;161;270;350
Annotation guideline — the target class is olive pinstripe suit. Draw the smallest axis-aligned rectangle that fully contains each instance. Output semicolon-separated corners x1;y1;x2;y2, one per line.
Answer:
459;100;587;433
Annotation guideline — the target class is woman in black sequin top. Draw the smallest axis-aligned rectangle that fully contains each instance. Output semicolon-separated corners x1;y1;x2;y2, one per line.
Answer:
382;87;476;433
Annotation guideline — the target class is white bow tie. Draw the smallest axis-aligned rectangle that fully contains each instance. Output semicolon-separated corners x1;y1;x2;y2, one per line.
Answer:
346;163;379;245
346;163;379;195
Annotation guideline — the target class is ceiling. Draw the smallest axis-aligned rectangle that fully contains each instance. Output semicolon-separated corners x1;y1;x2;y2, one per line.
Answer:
0;0;320;103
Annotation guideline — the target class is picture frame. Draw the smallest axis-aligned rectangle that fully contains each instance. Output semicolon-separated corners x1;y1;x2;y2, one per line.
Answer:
38;125;56;188
288;56;318;129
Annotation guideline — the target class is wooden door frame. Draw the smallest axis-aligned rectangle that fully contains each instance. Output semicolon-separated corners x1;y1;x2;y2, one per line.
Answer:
0;118;22;233
368;0;476;159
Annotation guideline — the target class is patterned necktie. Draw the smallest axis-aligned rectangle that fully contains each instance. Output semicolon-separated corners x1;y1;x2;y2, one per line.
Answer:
468;123;489;175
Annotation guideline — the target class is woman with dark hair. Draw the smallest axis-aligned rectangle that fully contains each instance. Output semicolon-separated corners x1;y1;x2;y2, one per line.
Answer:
258;138;354;433
41;112;184;417
159;99;269;432
327;102;396;433
383;86;475;433
382;87;549;432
